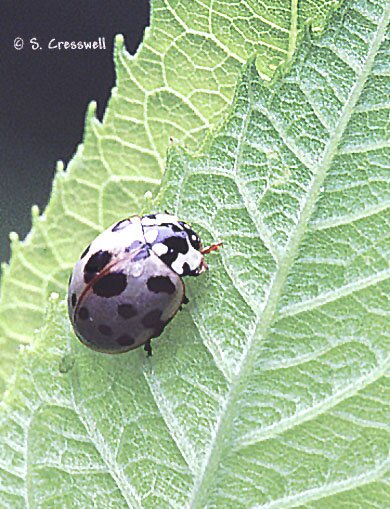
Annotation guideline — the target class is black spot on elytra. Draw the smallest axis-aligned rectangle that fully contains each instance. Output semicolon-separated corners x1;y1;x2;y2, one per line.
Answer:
142;309;172;338
84;250;112;283
84;273;93;284
152;320;168;338
117;303;137;319
78;307;89;320
85;250;112;272
71;293;77;307
80;244;91;259
92;272;127;298
98;324;112;336
147;276;175;295
142;309;163;329
116;334;135;346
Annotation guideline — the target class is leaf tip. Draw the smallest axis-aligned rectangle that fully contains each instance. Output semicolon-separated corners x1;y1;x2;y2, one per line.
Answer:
9;231;19;244
55;160;65;175
87;100;98;120
114;33;125;52
31;204;40;218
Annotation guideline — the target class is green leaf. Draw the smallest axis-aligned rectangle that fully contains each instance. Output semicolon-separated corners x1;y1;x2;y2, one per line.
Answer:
0;0;339;392
1;1;389;506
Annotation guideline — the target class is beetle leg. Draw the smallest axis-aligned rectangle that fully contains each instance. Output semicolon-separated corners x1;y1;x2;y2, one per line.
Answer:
144;339;153;357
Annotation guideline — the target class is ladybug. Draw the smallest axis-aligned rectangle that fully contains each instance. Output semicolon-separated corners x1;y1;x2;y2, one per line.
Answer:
67;213;221;356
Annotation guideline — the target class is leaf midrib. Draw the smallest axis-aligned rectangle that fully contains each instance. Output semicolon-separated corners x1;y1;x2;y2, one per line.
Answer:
189;6;390;508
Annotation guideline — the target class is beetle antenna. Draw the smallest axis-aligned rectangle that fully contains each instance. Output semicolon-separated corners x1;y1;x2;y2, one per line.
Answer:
201;242;223;255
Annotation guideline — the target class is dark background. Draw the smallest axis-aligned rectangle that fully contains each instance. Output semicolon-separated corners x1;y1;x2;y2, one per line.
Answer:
0;1;150;263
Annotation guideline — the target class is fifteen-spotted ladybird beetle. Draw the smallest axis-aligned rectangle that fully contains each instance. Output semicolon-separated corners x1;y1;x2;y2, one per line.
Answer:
68;213;221;355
